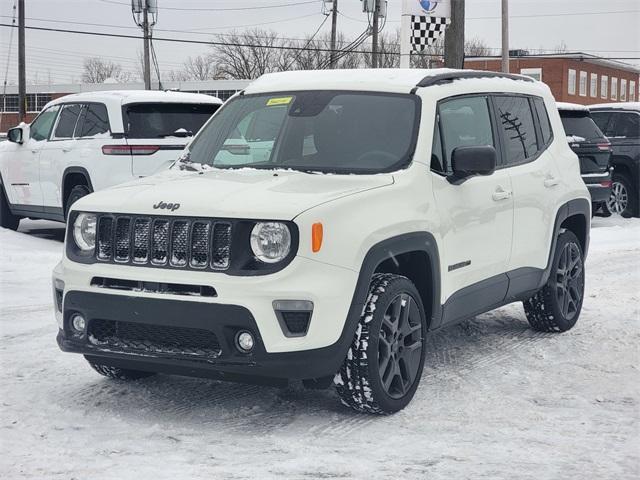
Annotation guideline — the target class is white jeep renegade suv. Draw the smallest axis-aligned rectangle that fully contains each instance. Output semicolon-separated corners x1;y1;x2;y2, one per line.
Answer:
0;90;221;229
52;69;590;414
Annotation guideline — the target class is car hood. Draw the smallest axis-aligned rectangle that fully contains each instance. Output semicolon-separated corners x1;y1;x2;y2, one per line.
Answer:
74;168;394;219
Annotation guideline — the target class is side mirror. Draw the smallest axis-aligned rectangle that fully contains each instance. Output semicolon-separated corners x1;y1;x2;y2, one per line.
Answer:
450;145;497;182
7;127;24;144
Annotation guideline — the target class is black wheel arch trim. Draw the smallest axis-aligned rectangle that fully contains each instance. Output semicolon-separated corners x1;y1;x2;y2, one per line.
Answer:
62;167;94;196
539;198;591;288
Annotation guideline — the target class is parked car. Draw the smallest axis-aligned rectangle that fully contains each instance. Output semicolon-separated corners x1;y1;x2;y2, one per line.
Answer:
589;102;640;218
53;69;590;414
0;90;222;230
557;102;612;214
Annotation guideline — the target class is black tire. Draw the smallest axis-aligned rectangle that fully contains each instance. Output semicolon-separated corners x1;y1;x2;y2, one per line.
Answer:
65;184;91;219
605;172;637;218
86;357;155;380
0;183;20;231
334;274;427;414
524;230;585;333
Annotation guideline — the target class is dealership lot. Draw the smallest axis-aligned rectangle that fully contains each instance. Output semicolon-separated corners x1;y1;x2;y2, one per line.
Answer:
1;217;639;479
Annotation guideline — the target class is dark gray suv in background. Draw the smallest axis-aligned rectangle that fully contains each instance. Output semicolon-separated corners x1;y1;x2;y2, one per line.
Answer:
590;103;640;218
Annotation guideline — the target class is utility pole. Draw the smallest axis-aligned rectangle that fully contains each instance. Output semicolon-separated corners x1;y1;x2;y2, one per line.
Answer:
329;0;338;69
142;7;151;89
501;0;510;73
444;0;465;68
371;0;380;68
18;0;26;122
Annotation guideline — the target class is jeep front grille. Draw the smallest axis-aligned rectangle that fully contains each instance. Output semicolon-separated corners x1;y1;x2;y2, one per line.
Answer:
96;214;232;271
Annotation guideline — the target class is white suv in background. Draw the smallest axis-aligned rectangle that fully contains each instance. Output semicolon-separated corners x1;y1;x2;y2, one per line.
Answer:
53;69;591;414
0;90;222;230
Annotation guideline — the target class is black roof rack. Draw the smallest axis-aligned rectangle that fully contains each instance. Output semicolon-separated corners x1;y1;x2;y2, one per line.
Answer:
416;70;535;88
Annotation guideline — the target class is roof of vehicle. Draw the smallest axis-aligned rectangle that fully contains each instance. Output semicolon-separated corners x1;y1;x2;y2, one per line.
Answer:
556;102;590;113
588;102;640;112
245;68;545;95
47;90;223;107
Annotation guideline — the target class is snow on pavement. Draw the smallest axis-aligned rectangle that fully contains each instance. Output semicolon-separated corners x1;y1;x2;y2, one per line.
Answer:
1;218;639;479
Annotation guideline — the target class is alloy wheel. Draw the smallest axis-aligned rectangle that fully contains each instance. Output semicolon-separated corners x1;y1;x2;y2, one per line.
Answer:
555;242;584;321
377;293;423;399
607;181;628;215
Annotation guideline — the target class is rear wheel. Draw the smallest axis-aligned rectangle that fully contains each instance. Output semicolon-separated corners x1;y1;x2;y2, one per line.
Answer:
86;357;155;380
334;274;427;414
605;173;636;218
0;184;20;231
524;230;585;333
65;184;91;219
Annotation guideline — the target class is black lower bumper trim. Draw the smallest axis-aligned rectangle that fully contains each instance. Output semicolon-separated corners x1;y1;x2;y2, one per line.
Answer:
60;291;351;383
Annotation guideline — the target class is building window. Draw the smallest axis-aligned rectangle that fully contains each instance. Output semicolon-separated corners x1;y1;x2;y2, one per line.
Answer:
568;69;577;95
601;75;608;99
579;71;588;97
520;68;542;81
590;74;598;98
611;77;618;100
620;79;628;102
2;94;19;112
631;81;637;102
36;94;52;111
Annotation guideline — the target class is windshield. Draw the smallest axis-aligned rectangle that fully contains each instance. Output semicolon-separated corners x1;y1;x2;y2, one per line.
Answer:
124;103;219;139
185;91;420;174
560;112;605;141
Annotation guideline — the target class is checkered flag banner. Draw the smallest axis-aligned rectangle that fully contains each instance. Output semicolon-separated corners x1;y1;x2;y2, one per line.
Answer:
410;15;451;51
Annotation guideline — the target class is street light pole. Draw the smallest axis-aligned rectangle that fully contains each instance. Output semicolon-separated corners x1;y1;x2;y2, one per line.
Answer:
142;6;151;89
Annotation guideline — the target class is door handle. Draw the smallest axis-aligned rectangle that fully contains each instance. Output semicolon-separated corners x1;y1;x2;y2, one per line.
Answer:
62;147;72;153
544;177;560;188
492;187;512;201
31;149;38;154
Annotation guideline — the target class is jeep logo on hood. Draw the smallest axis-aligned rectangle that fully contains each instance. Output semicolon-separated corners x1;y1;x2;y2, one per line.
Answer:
153;201;181;212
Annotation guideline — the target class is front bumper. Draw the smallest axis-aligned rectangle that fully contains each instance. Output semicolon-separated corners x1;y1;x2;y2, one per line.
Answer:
57;291;353;383
582;171;612;204
53;255;363;383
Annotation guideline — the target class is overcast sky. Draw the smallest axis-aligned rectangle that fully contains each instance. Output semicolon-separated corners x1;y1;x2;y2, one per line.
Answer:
1;0;639;85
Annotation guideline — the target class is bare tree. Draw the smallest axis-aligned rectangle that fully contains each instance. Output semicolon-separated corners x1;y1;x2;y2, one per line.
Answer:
82;57;133;83
362;30;400;68
210;29;292;79
465;37;492;57
183;55;219;80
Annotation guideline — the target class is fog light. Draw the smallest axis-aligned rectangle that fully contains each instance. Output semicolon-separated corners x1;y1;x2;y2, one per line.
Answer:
235;331;254;353
70;313;86;333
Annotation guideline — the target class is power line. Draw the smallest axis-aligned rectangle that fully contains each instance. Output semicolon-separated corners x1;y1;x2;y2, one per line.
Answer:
96;0;320;11
2;23;639;61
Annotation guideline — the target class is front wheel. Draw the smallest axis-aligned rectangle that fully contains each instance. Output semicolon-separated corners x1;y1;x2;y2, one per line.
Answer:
524;230;585;332
334;274;427;414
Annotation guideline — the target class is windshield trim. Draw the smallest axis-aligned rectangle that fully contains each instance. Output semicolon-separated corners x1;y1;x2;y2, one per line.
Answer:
186;90;422;176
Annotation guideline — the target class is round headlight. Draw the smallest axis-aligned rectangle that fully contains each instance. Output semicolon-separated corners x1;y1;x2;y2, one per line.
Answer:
73;213;97;252
250;222;291;263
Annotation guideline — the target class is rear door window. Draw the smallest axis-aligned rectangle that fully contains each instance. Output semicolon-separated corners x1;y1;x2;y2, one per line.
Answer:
494;96;539;165
438;96;494;172
77;103;110;137
124;103;219;139
590;111;612;135
53;104;82;139
609;112;640;139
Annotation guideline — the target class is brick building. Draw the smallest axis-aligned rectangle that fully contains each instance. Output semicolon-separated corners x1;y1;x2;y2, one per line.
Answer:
0;79;250;132
465;53;640;105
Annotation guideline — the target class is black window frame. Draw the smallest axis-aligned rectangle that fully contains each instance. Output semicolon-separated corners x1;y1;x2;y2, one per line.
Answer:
432;93;499;176
532;96;554;148
75;102;112;140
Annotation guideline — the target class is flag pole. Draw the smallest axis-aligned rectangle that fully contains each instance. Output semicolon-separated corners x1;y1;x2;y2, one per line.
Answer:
400;9;411;68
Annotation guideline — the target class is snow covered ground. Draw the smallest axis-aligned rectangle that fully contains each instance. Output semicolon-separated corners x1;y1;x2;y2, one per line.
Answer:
1;218;638;479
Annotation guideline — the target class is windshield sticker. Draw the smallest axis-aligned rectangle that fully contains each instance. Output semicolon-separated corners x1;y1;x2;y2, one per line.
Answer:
266;96;293;107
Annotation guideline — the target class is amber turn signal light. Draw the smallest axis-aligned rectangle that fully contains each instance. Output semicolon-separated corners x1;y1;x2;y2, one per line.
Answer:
312;223;323;253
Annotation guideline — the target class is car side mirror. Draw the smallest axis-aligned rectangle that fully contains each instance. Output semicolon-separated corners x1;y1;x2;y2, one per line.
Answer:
450;145;497;182
7;127;24;144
